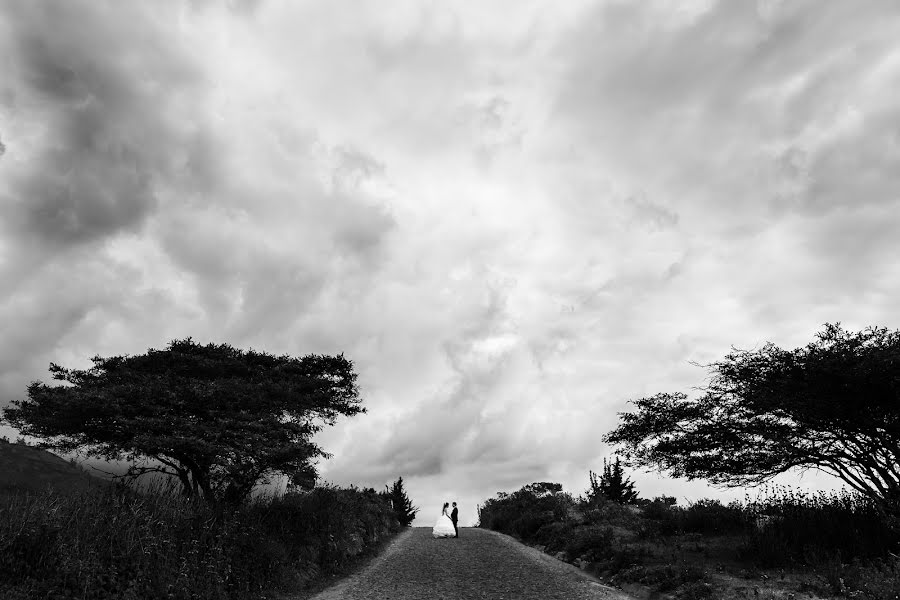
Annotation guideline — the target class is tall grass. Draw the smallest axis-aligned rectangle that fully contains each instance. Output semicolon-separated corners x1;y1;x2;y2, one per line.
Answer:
638;497;752;538
0;480;400;600
739;486;899;567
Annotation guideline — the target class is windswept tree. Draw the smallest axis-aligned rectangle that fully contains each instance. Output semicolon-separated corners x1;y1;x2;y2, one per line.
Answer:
2;339;364;505
604;324;900;515
586;457;639;505
381;476;419;526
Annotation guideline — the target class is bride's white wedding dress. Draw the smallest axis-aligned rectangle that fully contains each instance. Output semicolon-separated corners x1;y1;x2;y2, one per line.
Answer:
432;508;456;538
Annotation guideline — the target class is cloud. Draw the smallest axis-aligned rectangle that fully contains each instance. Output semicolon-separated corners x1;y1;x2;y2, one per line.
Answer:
552;0;900;222
0;1;203;249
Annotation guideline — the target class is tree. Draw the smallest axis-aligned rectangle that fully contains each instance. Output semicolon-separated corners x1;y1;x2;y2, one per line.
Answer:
380;476;419;526
2;339;364;505
603;323;900;514
522;482;563;496
586;457;639;505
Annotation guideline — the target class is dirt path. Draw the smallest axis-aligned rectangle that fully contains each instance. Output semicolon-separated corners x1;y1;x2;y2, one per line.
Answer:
308;527;636;600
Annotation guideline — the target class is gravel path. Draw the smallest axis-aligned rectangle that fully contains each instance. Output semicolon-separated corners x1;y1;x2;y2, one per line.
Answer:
308;527;635;600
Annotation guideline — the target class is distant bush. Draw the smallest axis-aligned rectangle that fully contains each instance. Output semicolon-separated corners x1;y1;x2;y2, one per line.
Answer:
477;482;574;542
0;481;400;599
642;496;677;518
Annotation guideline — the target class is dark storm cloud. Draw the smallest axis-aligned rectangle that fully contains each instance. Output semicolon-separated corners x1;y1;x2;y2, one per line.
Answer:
1;1;202;247
0;1;214;417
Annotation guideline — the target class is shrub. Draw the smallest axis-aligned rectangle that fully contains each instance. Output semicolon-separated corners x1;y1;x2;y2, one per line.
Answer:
532;521;575;553
0;480;400;599
477;483;574;543
564;526;615;561
640;499;681;536
600;545;648;573
581;495;641;528
642;496;677;519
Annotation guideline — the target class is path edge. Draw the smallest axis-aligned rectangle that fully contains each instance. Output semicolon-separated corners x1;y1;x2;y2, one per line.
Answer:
476;527;634;598
302;527;415;600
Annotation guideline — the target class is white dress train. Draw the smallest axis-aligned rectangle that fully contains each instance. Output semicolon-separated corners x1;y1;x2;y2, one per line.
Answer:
432;508;456;538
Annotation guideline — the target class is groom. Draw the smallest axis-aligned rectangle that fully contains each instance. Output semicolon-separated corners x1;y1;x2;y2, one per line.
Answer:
451;502;459;538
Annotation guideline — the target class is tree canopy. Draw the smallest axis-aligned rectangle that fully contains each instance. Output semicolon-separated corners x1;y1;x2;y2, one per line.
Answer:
603;323;900;512
2;338;364;505
521;482;564;497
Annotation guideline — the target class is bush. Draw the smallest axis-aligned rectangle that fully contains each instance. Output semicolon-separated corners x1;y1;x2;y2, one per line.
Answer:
477;483;574;543
0;481;400;599
640;499;681;536
564;526;615;561
580;495;641;528
532;521;575;553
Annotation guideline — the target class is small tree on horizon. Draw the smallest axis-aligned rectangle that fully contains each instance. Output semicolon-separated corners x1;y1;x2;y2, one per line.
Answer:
2;339;364;505
586;457;639;505
381;476;419;526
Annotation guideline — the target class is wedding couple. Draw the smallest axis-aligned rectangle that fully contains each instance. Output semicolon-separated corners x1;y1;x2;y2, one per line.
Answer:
432;501;459;538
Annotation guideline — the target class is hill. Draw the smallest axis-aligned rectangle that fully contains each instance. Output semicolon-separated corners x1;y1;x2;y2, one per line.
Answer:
0;438;112;495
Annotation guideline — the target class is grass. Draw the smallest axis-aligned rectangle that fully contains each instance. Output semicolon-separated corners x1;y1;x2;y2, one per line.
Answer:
0;442;402;600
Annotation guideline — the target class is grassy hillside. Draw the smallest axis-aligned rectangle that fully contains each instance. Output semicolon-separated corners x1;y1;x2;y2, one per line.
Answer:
0;438;111;495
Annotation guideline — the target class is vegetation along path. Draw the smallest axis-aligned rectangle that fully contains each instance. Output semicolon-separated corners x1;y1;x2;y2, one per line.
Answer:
306;527;635;600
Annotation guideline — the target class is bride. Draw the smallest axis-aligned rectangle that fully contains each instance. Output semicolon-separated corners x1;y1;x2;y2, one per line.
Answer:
432;502;456;538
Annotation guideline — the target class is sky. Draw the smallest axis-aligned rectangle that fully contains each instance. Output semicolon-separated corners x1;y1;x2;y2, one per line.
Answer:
1;0;899;527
